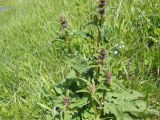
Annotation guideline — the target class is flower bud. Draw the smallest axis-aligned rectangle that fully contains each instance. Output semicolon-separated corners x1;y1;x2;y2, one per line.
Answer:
105;72;112;84
98;48;106;65
64;96;71;106
60;15;68;29
88;84;96;94
98;0;106;17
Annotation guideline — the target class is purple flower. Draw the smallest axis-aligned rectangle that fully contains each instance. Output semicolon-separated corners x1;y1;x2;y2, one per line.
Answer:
105;72;112;84
63;96;71;106
98;0;106;17
98;48;106;65
60;16;68;29
99;0;106;8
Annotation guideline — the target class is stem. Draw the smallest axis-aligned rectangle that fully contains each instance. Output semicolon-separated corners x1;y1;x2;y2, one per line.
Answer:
91;96;98;116
101;91;106;117
97;18;104;47
65;30;72;55
95;65;100;81
97;26;101;47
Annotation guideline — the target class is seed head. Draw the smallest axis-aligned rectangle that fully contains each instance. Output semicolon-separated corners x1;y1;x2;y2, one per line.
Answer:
60;15;68;29
99;9;105;16
98;0;106;17
105;72;112;84
63;96;71;106
88;84;96;94
98;48;106;65
99;0;106;8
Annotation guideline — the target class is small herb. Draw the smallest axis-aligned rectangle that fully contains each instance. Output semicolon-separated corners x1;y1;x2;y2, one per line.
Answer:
50;1;159;119
60;15;68;29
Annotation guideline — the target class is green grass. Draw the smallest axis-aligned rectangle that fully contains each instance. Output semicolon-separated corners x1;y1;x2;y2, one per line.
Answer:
0;0;160;119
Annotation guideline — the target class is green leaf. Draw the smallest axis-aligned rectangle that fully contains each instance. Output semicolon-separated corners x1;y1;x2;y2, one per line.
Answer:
53;86;63;95
66;56;96;74
79;78;88;83
82;108;96;119
92;94;101;105
38;103;52;111
71;98;88;108
146;108;159;116
104;102;133;120
64;113;72;120
76;89;88;93
66;70;77;79
124;90;144;101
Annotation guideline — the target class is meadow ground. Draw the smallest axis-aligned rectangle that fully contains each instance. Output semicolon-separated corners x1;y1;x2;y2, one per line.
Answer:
0;0;160;119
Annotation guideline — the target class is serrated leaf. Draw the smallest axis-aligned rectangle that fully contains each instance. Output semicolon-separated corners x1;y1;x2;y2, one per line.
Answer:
82;108;96;119
125;90;144;101
66;70;76;79
66;56;96;74
104;102;133;120
64;113;73;120
53;86;63;95
71;98;88;108
38;103;52;111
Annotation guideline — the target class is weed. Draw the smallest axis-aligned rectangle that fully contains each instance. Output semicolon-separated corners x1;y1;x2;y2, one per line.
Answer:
49;0;159;119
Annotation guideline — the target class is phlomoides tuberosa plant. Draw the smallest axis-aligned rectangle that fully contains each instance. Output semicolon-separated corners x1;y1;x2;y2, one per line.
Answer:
54;0;110;56
39;0;159;119
51;48;158;119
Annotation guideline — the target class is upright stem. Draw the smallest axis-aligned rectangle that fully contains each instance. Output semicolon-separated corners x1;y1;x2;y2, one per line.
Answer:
65;30;72;55
97;18;104;47
97;26;101;47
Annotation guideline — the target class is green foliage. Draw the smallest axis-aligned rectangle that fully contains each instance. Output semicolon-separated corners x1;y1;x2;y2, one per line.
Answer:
51;55;159;119
46;0;159;119
0;0;160;119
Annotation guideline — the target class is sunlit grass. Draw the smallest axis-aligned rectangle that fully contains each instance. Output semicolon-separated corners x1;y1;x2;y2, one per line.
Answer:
0;0;16;6
0;0;159;119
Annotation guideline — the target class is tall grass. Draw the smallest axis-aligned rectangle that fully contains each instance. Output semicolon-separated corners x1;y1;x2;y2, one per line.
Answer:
0;0;159;119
